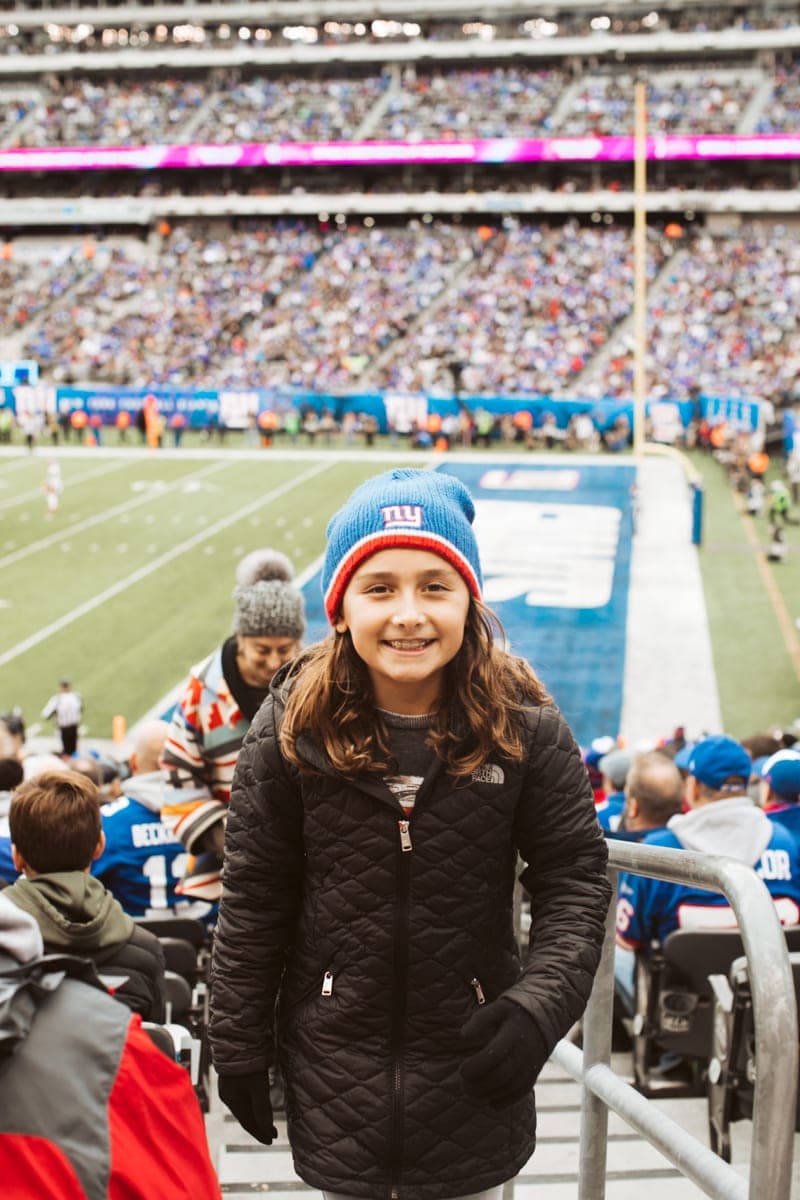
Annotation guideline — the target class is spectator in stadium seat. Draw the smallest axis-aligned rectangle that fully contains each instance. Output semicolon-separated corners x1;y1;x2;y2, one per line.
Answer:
5;771;166;1022
609;751;686;1017
595;747;632;832
0;712;64;781
610;751;685;844
0;732;68;887
0;892;221;1200
616;734;800;951
93;720;213;923
759;749;800;841
740;730;784;762
0;757;23;810
0;758;24;885
161;549;305;904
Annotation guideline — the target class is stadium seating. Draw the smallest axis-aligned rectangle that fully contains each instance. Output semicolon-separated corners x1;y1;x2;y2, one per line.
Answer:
0;62;795;148
5;217;799;404
707;950;800;1161
135;917;212;1112
630;927;800;1100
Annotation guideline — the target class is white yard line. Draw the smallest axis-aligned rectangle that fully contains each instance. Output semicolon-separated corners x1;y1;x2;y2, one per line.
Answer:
0;459;231;569
0;457;125;512
0;460;334;668
0;455;45;473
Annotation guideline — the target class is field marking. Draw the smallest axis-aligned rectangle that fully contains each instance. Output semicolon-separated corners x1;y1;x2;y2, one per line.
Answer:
0;455;45;473
0;461;334;668
736;497;800;684
0;458;126;513
0;459;231;569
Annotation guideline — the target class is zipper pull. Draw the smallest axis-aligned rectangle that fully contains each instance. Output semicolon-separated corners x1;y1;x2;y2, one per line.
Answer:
398;820;413;852
321;971;334;997
470;977;486;1005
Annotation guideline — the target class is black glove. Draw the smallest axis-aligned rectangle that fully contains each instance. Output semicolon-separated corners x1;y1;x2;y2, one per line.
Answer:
218;1072;278;1144
460;998;549;1107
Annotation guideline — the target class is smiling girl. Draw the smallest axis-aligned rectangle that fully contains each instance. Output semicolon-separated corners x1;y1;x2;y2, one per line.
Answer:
210;468;610;1200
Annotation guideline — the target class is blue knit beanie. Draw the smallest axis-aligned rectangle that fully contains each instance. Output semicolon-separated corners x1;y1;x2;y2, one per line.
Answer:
322;468;483;623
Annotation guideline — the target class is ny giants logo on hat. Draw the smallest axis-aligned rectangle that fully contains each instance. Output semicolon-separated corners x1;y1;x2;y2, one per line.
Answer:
381;504;424;529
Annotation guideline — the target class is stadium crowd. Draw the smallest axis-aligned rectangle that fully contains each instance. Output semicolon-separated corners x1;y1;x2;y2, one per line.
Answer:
593;223;800;402
0;58;797;147
5;218;800;406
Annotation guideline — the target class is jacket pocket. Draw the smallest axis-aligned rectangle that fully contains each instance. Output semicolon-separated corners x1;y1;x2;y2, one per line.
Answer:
284;967;335;1024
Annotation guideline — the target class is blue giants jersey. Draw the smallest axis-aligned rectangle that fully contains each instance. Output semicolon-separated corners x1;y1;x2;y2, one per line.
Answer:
616;823;800;947
0;817;16;885
596;790;625;832
766;803;800;843
93;794;211;921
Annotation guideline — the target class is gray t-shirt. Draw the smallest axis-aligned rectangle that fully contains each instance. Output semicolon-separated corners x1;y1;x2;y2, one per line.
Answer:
379;709;435;816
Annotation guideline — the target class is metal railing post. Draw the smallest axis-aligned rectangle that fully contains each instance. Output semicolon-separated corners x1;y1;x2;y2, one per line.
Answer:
577;867;617;1199
714;859;798;1200
551;841;798;1200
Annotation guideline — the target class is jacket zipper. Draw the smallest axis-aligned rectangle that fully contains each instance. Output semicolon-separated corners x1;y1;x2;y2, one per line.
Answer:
398;820;412;852
389;815;413;1199
470;976;487;1005
290;969;333;1015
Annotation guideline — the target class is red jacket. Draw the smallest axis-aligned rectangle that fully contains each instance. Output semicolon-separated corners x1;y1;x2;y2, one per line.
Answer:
0;952;220;1200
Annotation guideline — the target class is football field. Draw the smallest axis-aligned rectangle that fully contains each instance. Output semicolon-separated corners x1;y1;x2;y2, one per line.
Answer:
0;449;394;736
1;442;798;746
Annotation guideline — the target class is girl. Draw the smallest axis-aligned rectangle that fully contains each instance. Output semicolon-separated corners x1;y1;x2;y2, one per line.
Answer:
210;468;611;1200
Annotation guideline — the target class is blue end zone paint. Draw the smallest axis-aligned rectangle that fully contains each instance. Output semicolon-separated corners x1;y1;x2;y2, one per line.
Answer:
300;461;636;749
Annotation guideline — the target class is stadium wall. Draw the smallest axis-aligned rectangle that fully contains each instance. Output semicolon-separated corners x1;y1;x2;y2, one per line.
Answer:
1;382;760;435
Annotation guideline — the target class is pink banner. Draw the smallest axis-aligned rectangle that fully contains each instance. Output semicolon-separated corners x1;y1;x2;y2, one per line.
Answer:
0;134;798;172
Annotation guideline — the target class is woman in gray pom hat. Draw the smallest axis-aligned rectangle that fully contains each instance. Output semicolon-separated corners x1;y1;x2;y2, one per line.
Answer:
161;549;305;904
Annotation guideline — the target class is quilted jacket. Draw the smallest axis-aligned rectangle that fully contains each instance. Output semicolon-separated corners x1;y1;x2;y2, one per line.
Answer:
210;680;611;1200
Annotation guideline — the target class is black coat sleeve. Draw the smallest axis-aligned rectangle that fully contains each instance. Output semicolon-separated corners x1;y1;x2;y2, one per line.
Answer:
209;698;304;1076
505;704;612;1051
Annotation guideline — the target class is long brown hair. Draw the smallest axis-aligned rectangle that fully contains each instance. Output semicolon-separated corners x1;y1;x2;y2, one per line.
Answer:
280;599;550;780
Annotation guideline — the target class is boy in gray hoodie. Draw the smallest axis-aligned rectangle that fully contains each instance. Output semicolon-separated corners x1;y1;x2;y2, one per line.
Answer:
5;769;165;1022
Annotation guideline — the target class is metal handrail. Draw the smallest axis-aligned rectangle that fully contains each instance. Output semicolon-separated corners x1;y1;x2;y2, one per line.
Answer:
550;840;798;1200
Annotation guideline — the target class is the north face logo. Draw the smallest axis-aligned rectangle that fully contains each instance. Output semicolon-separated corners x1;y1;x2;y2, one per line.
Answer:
382;504;423;529
471;764;505;785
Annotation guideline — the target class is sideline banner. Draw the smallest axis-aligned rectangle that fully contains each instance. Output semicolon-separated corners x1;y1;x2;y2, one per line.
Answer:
0;383;755;436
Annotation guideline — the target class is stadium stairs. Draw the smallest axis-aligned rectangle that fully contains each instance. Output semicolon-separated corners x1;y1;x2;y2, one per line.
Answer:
0;85;42;148
355;243;481;390
206;1052;735;1198
355;66;401;140
570;247;690;398
739;76;776;133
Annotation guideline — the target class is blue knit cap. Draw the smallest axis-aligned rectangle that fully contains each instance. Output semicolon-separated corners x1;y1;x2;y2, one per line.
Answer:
322;468;483;623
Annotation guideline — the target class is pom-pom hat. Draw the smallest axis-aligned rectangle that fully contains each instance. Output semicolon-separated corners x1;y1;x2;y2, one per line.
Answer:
322;468;483;623
232;547;306;640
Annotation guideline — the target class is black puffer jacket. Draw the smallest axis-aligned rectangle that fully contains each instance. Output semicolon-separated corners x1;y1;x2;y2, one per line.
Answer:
210;683;611;1200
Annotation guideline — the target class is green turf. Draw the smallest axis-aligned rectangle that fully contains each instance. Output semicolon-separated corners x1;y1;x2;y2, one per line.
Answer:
1;452;407;736
3;440;799;741
689;449;800;738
